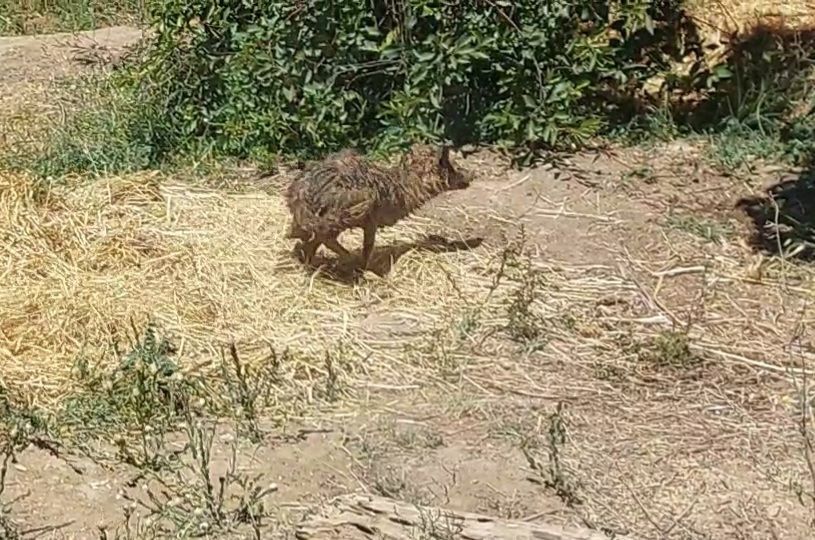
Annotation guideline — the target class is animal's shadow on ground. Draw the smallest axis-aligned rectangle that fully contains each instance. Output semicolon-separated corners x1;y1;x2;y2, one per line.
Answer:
298;234;484;284
737;165;815;261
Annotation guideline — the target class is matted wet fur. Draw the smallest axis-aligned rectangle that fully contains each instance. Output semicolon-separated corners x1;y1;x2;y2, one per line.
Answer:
285;144;473;269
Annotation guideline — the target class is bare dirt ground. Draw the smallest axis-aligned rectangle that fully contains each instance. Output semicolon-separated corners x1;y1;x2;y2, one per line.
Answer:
1;26;814;540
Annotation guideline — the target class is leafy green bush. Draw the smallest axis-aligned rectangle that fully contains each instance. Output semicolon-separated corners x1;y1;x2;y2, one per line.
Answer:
122;0;692;163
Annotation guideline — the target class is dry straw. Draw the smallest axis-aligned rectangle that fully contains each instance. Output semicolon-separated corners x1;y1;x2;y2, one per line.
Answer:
0;170;498;408
1;165;813;411
686;0;815;34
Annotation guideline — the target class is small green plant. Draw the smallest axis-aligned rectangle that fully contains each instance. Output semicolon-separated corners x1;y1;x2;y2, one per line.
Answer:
639;330;699;369
502;228;547;350
706;121;788;172
523;402;582;507
610;105;685;147
665;214;734;243
121;413;277;538
219;343;278;443
61;322;198;469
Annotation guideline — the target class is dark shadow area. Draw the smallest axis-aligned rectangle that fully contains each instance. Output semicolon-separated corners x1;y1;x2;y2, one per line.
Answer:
614;21;815;159
736;160;815;261
601;1;705;123
667;21;815;261
296;235;484;285
670;23;815;159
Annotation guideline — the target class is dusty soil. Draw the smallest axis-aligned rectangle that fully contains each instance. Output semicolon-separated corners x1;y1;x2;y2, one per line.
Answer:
1;26;814;540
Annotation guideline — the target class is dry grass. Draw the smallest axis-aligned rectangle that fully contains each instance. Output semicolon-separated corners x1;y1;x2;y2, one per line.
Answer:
2;20;815;535
687;0;815;33
1;164;813;406
0;170;498;408
1;153;815;535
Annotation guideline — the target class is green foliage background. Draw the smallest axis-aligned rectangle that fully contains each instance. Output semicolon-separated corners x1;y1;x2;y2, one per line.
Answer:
128;0;692;163
4;0;813;176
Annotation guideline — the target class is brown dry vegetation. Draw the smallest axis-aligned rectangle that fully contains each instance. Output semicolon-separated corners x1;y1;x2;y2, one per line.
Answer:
0;10;814;540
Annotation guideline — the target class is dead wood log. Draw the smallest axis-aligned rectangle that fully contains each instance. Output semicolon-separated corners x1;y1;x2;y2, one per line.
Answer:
295;493;633;540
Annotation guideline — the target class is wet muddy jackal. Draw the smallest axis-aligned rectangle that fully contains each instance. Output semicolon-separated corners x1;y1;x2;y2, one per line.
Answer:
285;144;473;269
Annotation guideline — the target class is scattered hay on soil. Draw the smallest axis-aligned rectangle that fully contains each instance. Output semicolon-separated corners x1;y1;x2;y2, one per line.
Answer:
0;170;496;407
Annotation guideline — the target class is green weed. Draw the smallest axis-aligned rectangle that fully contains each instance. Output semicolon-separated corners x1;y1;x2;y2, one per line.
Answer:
522;402;582;508
502;229;548;351
218;343;285;443
639;330;700;370
665;214;734;243
58;323;199;468
0;0;143;35
706;122;788;172
122;419;277;538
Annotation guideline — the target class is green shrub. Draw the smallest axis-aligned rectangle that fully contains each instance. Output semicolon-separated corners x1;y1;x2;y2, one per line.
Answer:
121;0;692;163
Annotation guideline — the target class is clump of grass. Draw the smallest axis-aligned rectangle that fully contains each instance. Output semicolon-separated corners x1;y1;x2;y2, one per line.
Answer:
56;325;280;538
639;330;701;370
665;214;734;243
693;23;815;169
389;425;445;451
0;0;143;36
59;321;316;467
522;402;582;508
218;343;285;443
0;388;53;448
706;121;789;172
115;413;278;539
608;105;686;147
620;164;658;187
370;465;419;502
2;73;160;179
412;507;464;540
59;322;199;468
